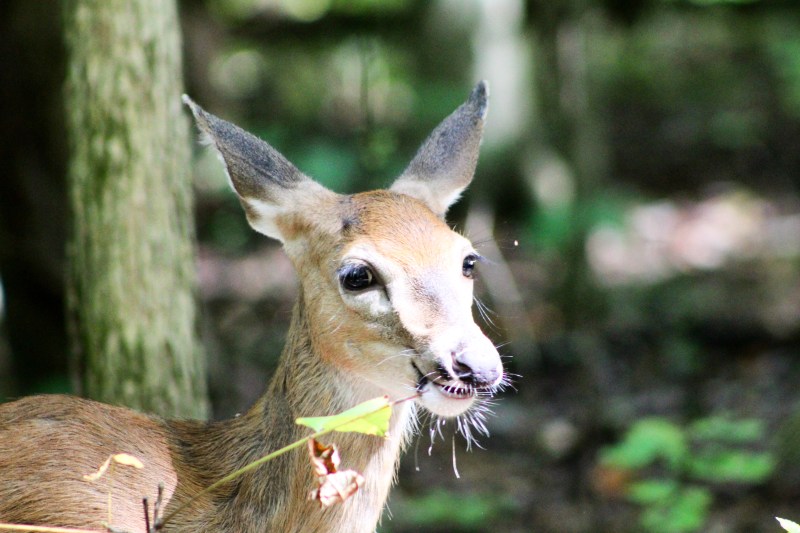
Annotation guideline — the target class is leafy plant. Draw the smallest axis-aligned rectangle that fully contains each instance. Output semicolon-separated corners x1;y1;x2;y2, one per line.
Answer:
600;415;774;533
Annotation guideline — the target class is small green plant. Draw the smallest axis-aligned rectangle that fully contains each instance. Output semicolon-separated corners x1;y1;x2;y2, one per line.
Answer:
600;415;774;533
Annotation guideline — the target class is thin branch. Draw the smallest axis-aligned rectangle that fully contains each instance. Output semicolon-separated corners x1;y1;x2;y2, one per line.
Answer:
142;497;150;533
151;484;164;532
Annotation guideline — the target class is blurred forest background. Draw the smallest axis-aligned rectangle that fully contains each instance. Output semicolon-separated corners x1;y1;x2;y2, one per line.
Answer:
1;0;800;531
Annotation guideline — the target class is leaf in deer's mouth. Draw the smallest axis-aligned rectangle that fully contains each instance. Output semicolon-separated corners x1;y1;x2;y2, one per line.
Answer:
296;396;391;437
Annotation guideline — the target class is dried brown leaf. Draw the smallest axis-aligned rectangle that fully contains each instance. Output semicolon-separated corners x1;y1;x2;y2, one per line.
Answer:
307;438;341;478
306;438;364;507
309;470;365;507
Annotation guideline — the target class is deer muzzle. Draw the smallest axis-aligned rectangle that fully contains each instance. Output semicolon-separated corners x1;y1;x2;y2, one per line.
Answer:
413;326;502;417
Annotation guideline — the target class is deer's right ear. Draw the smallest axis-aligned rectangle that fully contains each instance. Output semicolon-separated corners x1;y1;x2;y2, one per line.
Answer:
183;95;333;242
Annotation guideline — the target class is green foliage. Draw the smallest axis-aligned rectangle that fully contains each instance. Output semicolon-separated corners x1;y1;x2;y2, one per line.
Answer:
689;416;766;444
296;395;392;436
408;490;509;529
379;489;518;532
601;418;687;471
765;22;800;120
686;416;775;483
293;139;360;191
636;485;712;533
209;0;410;21
600;415;774;533
662;0;759;5
530;192;631;252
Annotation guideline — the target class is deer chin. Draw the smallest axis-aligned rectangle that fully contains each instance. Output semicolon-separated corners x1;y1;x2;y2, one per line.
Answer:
413;364;477;418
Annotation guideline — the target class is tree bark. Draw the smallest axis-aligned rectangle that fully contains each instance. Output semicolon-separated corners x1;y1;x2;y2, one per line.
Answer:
64;0;208;418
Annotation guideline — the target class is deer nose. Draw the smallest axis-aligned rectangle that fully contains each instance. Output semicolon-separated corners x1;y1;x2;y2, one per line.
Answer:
452;349;501;388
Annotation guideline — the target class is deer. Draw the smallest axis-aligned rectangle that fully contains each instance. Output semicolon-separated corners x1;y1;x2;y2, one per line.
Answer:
0;81;504;533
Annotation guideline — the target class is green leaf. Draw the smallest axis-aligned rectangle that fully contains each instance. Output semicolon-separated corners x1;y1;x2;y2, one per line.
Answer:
392;488;519;529
777;517;800;533
601;418;687;471
689;450;774;483
639;486;712;533
628;479;678;504
296;396;392;437
670;487;712;531
689;416;764;444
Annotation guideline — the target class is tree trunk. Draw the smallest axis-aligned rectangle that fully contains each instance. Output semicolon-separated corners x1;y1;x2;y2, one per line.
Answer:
64;0;208;418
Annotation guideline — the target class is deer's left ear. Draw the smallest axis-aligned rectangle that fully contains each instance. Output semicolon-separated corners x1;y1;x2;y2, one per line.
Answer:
390;81;488;218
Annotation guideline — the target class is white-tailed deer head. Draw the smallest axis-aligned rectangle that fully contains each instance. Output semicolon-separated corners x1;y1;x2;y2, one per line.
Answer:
184;81;503;423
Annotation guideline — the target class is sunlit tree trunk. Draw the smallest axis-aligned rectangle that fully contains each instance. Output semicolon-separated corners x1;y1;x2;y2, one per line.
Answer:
64;0;208;418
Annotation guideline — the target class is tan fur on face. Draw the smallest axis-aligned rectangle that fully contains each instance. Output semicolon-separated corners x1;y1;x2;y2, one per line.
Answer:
346;191;459;268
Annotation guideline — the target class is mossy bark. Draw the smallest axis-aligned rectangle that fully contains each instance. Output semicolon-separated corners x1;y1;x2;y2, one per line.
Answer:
64;0;208;418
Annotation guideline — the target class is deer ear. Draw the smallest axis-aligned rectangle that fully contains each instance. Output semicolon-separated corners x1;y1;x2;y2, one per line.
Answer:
390;81;488;218
183;95;333;242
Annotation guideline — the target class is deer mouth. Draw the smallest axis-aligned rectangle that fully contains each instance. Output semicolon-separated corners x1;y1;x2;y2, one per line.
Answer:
412;363;479;416
432;381;474;399
413;361;498;397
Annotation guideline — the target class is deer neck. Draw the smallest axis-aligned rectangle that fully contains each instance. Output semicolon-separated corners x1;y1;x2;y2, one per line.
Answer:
188;290;417;533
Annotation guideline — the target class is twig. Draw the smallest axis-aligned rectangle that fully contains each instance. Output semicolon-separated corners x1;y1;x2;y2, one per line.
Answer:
142;497;150;533
151;484;164;531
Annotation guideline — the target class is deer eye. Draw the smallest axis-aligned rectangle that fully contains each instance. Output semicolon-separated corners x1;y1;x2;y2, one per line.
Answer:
462;254;479;279
339;264;375;291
